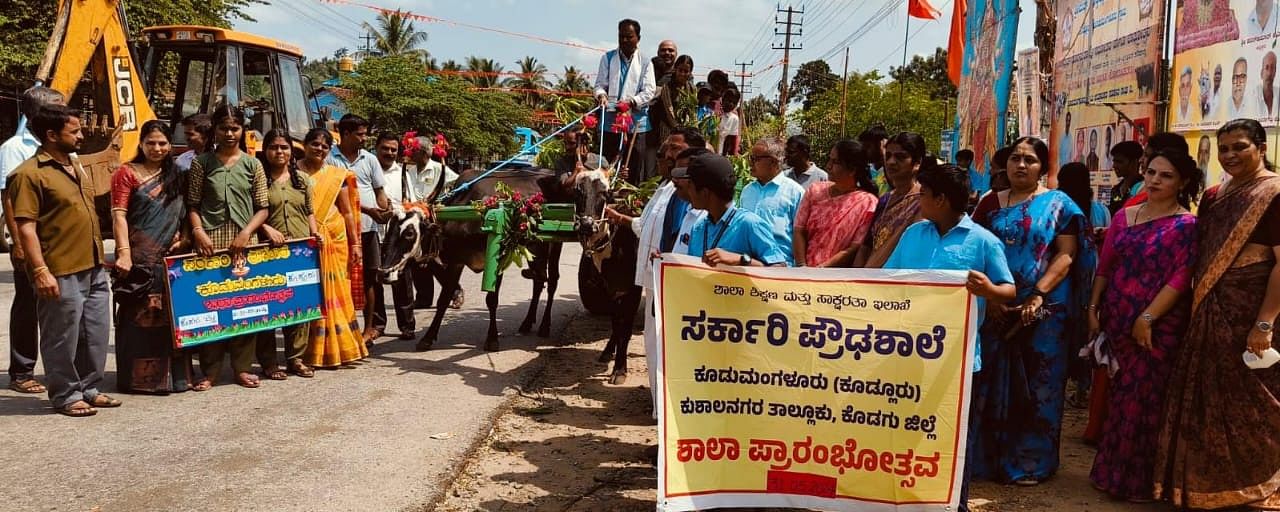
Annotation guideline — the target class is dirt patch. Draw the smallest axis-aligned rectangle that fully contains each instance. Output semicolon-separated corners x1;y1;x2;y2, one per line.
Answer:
437;316;1175;511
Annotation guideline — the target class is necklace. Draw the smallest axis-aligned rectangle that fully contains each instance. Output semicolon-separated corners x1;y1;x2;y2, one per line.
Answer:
133;163;161;182
702;208;738;255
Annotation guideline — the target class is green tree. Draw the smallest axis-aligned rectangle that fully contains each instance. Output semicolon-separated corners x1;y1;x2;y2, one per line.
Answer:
888;47;957;100
741;95;779;128
555;65;590;93
797;71;949;168
503;56;550;108
440;59;462;72
0;0;261;91
302;56;341;85
464;56;503;88
360;10;429;61
787;59;839;109
342;56;531;160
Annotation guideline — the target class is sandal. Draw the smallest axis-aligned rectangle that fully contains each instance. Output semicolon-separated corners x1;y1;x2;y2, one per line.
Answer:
86;394;122;408
192;379;214;392
9;378;46;394
1014;477;1041;487
235;372;260;389
264;367;288;381
288;360;315;378
56;400;97;417
450;289;465;309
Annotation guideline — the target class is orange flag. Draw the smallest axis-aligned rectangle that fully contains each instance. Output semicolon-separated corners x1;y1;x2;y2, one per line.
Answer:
947;0;967;85
909;0;942;20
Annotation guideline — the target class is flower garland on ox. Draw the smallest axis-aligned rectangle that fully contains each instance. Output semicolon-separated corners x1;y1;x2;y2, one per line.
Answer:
472;182;546;270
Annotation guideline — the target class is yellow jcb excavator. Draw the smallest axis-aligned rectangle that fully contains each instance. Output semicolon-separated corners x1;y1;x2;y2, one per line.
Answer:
35;0;321;231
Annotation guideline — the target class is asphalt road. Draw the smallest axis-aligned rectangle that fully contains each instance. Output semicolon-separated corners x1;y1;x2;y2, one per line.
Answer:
0;244;589;511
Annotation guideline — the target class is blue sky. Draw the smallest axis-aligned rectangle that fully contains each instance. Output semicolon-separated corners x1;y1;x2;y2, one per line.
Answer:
235;0;1036;99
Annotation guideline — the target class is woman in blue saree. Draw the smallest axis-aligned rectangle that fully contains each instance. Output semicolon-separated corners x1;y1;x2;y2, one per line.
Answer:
971;137;1084;485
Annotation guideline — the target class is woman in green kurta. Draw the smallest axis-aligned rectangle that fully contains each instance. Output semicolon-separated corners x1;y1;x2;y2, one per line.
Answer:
186;105;271;390
255;129;321;380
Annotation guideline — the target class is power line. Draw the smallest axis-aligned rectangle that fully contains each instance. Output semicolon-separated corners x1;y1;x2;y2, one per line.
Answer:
278;0;357;38
816;0;903;62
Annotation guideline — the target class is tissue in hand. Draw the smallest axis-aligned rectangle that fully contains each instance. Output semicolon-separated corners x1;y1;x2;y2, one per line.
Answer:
1243;348;1280;370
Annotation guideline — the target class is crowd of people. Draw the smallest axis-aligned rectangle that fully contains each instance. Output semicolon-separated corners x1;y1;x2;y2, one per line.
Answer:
591;21;1279;504
2;15;1279;511
0;86;459;415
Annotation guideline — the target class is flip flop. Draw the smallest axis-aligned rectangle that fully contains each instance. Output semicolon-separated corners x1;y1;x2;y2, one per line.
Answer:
8;379;46;394
56;400;97;417
235;372;261;389
192;379;214;392
86;394;122;408
288;360;315;378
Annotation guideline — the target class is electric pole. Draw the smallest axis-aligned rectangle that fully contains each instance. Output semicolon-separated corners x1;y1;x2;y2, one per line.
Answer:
840;47;849;138
774;4;803;131
360;32;376;57
734;60;753;93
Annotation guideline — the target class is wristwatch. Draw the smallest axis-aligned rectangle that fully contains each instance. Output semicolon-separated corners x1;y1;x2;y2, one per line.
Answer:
1259;321;1275;333
739;254;752;266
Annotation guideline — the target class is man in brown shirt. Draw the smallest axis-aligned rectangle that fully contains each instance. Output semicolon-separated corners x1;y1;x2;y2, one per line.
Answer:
7;104;118;417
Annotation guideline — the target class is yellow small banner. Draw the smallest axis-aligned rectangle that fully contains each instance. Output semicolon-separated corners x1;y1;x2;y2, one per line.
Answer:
655;255;976;511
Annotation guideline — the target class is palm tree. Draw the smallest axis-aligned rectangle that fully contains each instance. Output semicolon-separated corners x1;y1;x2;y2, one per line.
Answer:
503;56;551;108
555;65;591;93
464;56;503;88
440;60;462;73
360;10;429;61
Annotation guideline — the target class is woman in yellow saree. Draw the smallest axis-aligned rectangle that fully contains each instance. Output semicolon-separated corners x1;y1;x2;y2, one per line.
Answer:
297;128;368;367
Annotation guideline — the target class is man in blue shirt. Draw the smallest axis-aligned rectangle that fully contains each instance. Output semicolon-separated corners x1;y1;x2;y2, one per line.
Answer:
678;153;787;267
0;85;64;396
741;137;805;265
326;114;391;344
882;163;1014;512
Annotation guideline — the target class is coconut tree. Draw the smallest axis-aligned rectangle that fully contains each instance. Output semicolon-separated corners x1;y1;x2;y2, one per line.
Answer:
555;65;591;93
464;56;504;88
503;56;551;108
440;60;462;73
360;10;429;61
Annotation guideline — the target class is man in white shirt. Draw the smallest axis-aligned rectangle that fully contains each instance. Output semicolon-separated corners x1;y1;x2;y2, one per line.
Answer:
0;85;64;396
1246;0;1280;39
1176;65;1194;125
594;18;656;185
325;114;390;343
374;133;416;340
602;127;706;412
718;88;742;156
174;113;210;173
1227;57;1255;120
1259;51;1279;119
782;134;829;190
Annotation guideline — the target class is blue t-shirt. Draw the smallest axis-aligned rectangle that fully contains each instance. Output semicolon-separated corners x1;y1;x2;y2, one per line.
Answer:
684;206;788;266
662;194;691;253
739;173;805;265
883;215;1015;372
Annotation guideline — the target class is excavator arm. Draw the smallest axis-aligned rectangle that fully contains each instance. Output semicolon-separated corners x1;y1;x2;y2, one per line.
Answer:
36;0;157;234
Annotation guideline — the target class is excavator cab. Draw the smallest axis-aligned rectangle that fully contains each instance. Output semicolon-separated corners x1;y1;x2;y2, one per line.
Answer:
140;26;316;151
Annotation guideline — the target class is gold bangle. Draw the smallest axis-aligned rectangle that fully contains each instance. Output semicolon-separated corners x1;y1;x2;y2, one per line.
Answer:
116;247;131;252
192;226;205;232
31;265;49;276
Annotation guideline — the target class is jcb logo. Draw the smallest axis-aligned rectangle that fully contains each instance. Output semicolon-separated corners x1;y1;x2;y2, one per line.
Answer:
112;57;137;131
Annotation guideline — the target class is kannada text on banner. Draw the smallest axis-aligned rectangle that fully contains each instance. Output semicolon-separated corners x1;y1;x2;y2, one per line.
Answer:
165;239;324;348
655;256;976;512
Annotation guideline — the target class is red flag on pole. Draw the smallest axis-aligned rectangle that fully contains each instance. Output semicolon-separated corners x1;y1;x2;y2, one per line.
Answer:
947;0;966;85
909;0;942;20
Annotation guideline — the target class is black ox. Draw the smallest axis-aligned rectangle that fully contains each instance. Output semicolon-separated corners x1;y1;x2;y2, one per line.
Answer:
378;166;567;352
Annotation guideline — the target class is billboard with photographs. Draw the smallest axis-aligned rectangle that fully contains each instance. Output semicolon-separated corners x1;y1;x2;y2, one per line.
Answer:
1049;0;1165;198
1017;48;1042;138
1170;0;1280;187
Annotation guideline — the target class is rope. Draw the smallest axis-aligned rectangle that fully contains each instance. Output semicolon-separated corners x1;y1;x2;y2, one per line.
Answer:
436;105;603;204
